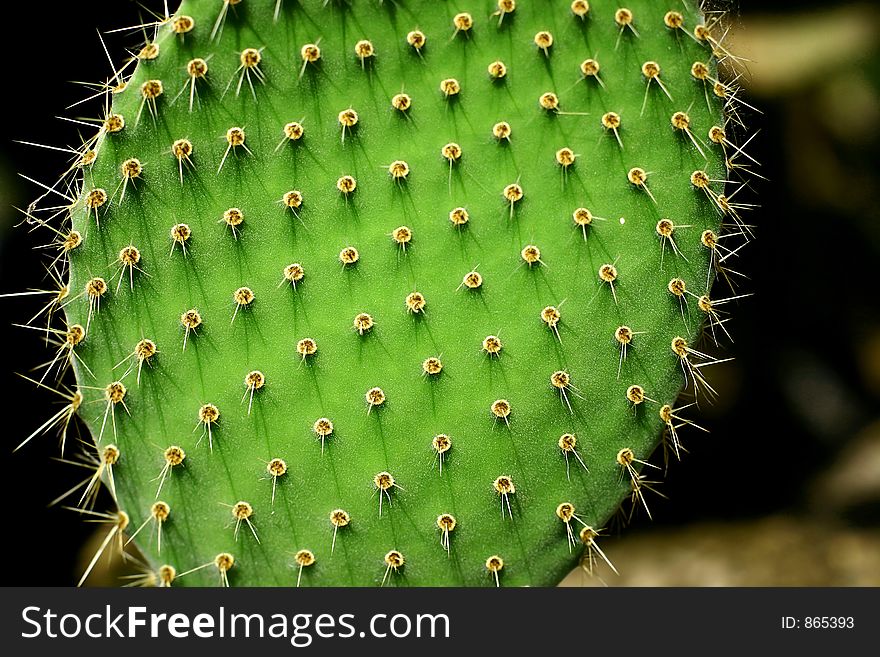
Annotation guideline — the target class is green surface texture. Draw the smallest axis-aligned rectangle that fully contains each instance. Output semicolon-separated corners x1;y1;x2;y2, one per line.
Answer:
56;0;728;586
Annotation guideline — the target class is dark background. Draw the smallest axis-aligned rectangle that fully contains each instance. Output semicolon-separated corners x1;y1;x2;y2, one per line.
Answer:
1;1;878;586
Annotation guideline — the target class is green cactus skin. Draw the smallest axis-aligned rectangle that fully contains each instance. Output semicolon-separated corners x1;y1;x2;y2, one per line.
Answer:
34;0;736;586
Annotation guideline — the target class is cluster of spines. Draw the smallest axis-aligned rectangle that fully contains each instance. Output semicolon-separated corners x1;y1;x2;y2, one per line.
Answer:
9;0;757;587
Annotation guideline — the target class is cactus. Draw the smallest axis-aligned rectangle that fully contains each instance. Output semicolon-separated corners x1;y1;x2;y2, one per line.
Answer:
17;0;751;587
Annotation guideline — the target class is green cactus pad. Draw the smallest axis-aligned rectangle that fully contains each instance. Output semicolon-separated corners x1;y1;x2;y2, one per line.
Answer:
54;0;729;586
